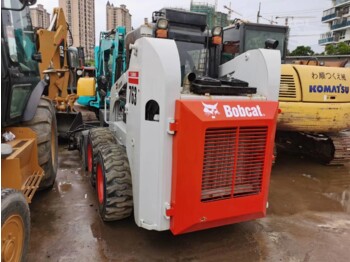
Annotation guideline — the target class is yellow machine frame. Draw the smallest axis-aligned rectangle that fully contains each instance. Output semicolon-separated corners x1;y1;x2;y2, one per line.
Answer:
278;64;350;132
36;8;78;111
1;128;44;203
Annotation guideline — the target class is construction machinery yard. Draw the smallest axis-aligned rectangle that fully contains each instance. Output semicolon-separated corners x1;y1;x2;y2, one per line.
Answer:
1;1;350;261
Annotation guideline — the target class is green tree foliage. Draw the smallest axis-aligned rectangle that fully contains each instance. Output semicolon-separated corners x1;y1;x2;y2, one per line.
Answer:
85;59;95;66
325;44;336;55
325;42;350;55
289;46;315;56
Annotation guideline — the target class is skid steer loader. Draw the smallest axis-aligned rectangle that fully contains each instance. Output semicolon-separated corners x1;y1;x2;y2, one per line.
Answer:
222;21;350;165
82;9;281;235
1;0;58;260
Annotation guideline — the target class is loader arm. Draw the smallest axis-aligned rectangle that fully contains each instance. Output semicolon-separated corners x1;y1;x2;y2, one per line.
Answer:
36;8;72;103
34;7;82;138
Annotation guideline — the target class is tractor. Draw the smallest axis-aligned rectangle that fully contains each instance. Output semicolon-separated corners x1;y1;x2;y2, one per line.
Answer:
1;0;58;260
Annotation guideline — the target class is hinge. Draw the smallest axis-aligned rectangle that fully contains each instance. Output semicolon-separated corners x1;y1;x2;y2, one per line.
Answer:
164;202;174;219
167;118;177;135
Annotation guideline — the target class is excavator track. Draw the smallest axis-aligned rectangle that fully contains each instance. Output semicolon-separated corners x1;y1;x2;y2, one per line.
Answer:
276;131;350;165
327;131;350;166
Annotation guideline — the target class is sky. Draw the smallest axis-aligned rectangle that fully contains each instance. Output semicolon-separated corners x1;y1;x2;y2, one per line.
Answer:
34;0;332;53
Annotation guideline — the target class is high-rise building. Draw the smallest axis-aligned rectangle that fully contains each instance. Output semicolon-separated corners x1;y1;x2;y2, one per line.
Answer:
30;4;51;29
319;0;350;46
59;0;95;61
190;1;228;28
106;2;132;32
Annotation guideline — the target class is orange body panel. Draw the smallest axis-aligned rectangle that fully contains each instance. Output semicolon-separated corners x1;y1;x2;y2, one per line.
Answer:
1;128;43;203
169;100;278;234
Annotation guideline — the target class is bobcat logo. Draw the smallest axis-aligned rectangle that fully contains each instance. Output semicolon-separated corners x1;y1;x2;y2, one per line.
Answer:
202;102;220;119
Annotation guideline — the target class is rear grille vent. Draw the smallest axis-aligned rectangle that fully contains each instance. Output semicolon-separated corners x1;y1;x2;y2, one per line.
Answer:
234;127;266;197
279;74;296;99
201;128;236;202
201;127;267;202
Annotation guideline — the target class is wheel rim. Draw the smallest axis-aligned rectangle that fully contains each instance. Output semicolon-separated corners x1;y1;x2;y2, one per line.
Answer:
96;162;104;204
87;142;93;172
1;215;24;262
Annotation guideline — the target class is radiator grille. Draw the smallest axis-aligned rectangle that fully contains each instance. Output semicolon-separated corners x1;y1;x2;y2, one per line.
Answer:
201;127;267;202
279;74;296;99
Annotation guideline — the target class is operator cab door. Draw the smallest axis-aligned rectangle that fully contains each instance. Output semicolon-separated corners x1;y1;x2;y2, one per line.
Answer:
1;0;41;126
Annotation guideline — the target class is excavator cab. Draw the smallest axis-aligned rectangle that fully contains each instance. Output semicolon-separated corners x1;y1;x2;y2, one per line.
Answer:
77;27;127;110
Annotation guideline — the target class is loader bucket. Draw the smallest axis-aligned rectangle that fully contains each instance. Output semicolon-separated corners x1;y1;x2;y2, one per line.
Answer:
56;112;83;139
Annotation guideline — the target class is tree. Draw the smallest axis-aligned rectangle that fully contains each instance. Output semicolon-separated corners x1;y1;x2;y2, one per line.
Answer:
325;44;336;55
289;46;315;56
85;59;95;67
326;42;350;55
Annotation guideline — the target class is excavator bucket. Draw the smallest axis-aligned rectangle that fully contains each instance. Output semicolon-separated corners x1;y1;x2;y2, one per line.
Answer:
56;112;83;139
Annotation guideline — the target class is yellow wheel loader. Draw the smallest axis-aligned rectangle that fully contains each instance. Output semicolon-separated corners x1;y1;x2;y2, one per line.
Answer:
1;1;58;260
35;7;84;138
223;21;350;165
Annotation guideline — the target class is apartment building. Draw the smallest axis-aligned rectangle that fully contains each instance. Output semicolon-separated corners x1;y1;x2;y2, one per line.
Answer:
190;1;228;28
319;0;350;46
106;2;132;32
59;0;95;61
30;4;50;29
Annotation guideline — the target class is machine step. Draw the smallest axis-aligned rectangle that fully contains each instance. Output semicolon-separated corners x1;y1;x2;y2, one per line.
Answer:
21;170;43;203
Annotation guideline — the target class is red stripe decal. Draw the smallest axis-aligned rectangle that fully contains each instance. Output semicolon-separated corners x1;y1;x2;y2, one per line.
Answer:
129;78;139;84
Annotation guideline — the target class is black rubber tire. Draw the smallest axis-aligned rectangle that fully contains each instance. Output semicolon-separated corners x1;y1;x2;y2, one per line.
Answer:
272;144;277;166
23;97;58;190
79;132;89;171
96;143;133;221
87;127;116;187
1;189;30;262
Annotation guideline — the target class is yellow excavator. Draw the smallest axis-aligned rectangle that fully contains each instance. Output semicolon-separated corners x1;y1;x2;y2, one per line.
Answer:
222;21;350;165
278;63;349;165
